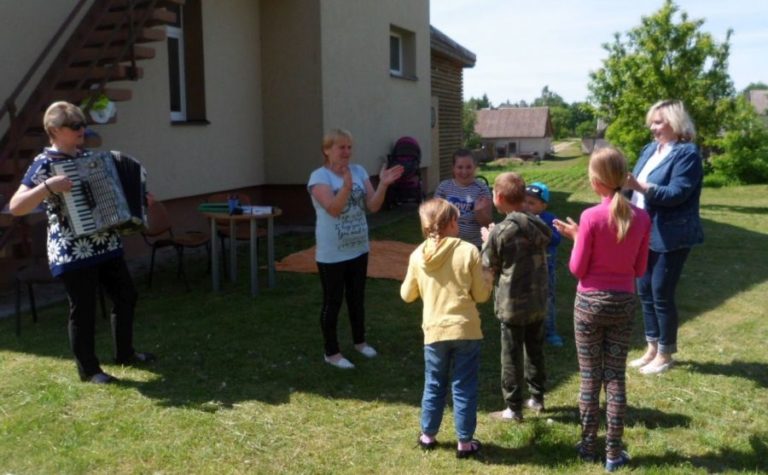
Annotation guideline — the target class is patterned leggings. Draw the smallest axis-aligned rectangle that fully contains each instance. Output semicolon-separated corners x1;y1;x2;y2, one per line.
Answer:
573;291;637;460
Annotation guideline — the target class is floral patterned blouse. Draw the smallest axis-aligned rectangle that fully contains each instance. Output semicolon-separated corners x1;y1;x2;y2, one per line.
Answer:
21;148;123;277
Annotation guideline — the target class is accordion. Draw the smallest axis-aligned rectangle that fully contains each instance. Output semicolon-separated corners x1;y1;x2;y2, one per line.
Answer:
52;151;148;237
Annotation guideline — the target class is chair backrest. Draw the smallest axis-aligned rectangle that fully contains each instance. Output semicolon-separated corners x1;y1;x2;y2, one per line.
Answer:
143;200;173;238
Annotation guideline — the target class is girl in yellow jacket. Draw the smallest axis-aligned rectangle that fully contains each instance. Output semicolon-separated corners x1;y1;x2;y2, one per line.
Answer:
401;198;493;459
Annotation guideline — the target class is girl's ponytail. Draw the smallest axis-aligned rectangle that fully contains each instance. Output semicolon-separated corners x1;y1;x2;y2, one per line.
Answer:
589;147;634;242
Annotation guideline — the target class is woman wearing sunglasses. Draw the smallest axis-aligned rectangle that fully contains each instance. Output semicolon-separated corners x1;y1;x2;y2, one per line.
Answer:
9;101;154;384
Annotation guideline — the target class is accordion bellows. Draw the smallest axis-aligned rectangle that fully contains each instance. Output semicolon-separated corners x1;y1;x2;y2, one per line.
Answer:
52;151;148;237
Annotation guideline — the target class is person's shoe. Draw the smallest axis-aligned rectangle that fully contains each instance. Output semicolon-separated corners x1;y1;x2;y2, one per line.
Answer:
115;352;156;365
355;344;378;358
639;360;673;375
456;439;481;459
526;397;545;414
86;372;118;384
490;407;523;422
605;451;631;472
546;334;564;347
324;354;355;369
628;356;654;368
576;441;599;463
417;434;437;451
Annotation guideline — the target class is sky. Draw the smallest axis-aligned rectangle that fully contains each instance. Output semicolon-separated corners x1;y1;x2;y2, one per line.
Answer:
430;0;768;105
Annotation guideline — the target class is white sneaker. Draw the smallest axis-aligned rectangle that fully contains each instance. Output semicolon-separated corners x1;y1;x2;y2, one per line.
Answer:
628;357;653;368
356;344;378;358
324;354;355;369
639;360;673;375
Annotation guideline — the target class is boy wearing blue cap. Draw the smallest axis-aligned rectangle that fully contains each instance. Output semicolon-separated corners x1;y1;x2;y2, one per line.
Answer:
524;182;564;347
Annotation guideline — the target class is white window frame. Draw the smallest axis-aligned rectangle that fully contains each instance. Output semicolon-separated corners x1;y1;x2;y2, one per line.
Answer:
389;32;403;76
167;17;187;121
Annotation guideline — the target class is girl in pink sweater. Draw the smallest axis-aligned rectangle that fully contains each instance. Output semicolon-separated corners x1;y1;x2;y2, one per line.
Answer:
554;147;650;472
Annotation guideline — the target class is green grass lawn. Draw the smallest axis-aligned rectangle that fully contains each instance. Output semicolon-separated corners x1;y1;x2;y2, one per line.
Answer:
1;140;767;474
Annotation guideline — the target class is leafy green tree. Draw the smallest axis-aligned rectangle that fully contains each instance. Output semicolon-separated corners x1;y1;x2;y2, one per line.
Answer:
709;96;768;183
588;0;734;161
744;82;768;92
462;95;489;149
532;86;567;108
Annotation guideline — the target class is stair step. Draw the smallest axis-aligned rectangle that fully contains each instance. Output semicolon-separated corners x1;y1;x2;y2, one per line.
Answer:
98;8;177;28
70;45;156;64
85;27;166;46
17;132;48;153
60;65;144;84
109;0;186;10
50;88;133;103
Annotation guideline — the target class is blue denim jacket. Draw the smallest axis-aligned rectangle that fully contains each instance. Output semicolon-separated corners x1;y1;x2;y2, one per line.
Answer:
631;141;704;252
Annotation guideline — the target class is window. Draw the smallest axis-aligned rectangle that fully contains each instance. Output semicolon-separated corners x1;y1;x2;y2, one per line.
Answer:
167;1;207;123
389;32;402;75
389;25;416;79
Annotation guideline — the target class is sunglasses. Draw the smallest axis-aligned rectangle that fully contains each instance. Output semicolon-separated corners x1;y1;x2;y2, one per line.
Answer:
63;122;87;131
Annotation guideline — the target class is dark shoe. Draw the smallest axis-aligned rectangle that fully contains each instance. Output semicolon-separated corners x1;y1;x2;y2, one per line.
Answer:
526;397;545;414
546;334;565;347
605;451;631;472
456;439;481;459
86;372;118;384
576;441;600;463
115;352;156;365
417;434;437;451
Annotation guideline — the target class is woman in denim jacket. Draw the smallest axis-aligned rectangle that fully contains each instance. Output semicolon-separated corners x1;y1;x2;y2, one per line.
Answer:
625;100;704;375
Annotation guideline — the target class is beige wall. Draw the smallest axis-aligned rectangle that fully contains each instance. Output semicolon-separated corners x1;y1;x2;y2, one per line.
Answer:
489;138;552;158
319;0;431;177
94;0;265;201
0;0;91;134
260;0;323;185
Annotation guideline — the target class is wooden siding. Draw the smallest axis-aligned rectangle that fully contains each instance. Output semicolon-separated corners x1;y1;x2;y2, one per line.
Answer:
431;54;464;181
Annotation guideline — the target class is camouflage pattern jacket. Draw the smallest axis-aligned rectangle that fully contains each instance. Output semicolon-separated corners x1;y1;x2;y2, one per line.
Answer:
482;211;552;325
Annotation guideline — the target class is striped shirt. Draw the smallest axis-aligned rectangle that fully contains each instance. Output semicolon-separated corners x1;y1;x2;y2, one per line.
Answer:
434;179;491;248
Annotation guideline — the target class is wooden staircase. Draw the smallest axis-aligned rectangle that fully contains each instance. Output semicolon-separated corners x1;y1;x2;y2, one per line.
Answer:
0;0;183;286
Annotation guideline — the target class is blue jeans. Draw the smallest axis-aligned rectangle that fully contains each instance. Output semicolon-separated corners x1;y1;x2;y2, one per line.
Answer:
637;248;690;355
421;339;481;442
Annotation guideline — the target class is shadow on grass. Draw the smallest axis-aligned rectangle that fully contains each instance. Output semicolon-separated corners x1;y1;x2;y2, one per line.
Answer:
700;203;768;215
678;359;768;388
541;404;691;429
635;433;768;472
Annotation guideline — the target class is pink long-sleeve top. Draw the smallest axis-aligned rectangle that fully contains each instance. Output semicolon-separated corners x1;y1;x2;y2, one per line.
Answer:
569;197;651;293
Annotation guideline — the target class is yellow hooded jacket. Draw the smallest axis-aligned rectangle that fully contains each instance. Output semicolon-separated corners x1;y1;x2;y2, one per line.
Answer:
401;236;492;345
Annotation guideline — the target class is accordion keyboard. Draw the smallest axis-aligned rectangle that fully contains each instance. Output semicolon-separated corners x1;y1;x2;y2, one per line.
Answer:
55;160;99;235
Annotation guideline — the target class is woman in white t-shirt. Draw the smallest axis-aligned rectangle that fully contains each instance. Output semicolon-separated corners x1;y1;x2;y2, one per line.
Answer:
307;129;403;369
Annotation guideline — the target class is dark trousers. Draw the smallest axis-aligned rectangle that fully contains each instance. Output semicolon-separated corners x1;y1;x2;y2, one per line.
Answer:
60;257;137;379
500;319;546;410
317;253;368;356
637;248;690;355
573;291;636;460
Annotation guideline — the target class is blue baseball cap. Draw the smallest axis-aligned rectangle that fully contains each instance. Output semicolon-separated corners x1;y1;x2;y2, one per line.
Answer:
526;182;550;203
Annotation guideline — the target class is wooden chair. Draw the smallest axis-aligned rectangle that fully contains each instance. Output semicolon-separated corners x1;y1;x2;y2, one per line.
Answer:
142;200;211;290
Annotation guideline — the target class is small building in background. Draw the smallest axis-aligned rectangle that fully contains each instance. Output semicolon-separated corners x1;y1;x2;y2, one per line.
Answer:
474;107;553;160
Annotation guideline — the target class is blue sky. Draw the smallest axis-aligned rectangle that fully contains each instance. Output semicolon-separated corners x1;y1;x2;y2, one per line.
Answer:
430;0;768;105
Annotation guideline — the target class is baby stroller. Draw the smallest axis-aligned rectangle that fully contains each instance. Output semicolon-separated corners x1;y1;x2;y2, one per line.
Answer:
386;136;424;208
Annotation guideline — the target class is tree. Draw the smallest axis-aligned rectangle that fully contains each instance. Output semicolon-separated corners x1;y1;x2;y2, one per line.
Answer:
744;82;768;93
588;0;734;161
462;95;490;149
708;96;768;183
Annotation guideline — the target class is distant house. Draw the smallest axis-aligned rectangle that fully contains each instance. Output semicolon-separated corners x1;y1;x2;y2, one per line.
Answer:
746;89;768;115
474;107;553;159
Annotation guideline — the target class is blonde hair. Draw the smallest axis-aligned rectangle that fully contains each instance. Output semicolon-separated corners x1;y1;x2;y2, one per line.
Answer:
645;100;696;142
589;147;633;242
321;128;353;163
43;101;86;140
419;198;459;239
493;172;526;205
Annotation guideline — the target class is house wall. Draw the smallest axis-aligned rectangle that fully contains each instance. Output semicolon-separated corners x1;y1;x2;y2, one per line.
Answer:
488;138;551;159
94;0;264;201
430;53;465;187
260;0;323;185
319;0;431;177
0;0;90;134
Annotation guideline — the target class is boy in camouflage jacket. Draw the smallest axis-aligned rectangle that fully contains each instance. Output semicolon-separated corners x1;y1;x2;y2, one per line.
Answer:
482;172;552;422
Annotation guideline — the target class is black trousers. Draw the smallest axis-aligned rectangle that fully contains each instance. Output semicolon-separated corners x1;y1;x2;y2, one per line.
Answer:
500;319;546;410
60;257;138;379
317;253;368;356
